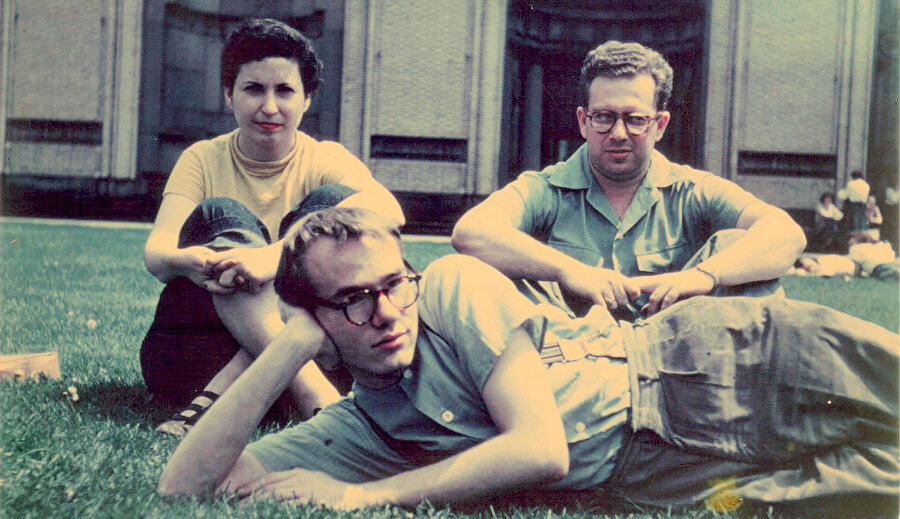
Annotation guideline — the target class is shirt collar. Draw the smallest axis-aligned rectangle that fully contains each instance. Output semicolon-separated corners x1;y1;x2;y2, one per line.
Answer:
615;151;672;230
546;146;677;190
643;150;677;188
350;339;421;395
545;144;592;189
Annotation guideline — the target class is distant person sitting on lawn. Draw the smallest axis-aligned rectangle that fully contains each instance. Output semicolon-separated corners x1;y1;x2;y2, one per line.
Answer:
141;18;403;436
813;192;843;251
865;194;883;242
158;207;898;511
848;233;899;281
789;254;855;280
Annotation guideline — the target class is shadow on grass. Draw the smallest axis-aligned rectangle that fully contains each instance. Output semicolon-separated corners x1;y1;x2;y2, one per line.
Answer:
76;380;298;432
76;381;171;427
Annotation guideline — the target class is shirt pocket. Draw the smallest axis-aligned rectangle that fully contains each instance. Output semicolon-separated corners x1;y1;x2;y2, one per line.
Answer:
634;241;690;274
548;240;602;267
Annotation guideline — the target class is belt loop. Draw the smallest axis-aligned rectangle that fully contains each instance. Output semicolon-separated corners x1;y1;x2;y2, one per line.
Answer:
558;339;588;361
540;340;590;363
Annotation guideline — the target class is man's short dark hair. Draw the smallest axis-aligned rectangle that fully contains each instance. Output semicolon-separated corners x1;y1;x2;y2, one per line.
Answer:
579;40;674;111
851;170;864;180
820;192;834;204
220;18;323;98
274;208;403;309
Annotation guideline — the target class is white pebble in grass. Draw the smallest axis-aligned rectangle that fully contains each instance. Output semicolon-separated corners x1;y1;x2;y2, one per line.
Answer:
86;319;97;329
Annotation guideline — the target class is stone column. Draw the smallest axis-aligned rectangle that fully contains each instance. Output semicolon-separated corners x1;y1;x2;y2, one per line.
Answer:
523;62;544;172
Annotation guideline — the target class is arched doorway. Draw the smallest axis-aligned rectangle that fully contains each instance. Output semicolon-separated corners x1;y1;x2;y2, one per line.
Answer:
499;0;708;185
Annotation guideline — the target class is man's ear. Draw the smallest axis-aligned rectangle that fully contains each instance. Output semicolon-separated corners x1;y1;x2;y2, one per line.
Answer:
576;106;589;140
224;88;234;110
653;110;671;142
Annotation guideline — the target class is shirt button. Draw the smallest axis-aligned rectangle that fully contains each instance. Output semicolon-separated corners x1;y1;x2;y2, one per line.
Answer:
441;410;455;422
403;369;412;380
575;422;586;433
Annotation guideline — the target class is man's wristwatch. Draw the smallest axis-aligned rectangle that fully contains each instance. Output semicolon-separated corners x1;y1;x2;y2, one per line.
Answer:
694;265;720;289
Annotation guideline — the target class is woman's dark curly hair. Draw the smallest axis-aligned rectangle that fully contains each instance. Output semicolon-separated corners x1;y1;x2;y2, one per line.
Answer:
220;18;323;98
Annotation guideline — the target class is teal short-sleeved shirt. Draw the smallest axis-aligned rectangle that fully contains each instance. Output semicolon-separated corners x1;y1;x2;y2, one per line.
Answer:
489;145;758;277
245;255;630;490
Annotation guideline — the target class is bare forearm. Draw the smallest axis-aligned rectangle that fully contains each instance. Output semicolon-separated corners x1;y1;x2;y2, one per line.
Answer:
358;330;568;508
145;194;203;282
452;221;580;283
144;232;195;283
359;432;567;508
700;212;806;286
158;324;321;496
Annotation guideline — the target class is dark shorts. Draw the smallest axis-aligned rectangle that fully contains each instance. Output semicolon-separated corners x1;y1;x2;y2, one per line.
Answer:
140;184;356;408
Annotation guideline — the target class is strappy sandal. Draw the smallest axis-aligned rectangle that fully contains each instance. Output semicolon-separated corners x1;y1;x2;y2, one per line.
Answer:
155;390;219;437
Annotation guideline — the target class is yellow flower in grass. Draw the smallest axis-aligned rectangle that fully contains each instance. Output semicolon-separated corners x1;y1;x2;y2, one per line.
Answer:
705;476;743;512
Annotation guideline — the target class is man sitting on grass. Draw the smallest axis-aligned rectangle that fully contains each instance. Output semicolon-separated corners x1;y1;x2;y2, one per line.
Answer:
158;207;898;511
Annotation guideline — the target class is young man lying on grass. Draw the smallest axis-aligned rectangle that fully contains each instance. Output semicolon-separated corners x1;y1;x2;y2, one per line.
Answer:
158;207;899;510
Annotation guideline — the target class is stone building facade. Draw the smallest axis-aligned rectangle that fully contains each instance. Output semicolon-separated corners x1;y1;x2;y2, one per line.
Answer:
1;0;143;212
1;0;897;239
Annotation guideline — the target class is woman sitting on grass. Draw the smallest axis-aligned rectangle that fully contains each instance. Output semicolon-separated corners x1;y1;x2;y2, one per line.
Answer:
813;191;843;251
140;18;403;435
865;194;883;242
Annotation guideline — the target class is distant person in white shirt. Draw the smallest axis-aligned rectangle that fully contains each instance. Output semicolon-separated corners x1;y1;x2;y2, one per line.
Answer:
838;170;870;233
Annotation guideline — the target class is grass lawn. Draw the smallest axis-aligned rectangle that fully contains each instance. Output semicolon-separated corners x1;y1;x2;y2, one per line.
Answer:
1;218;897;519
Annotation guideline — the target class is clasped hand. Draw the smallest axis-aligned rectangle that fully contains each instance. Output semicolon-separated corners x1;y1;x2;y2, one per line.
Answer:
176;246;233;295
561;265;716;317
185;246;279;295
561;265;641;311
633;269;716;316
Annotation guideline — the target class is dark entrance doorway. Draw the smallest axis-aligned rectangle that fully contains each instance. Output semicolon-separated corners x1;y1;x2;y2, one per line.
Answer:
499;0;708;186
